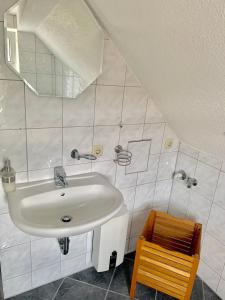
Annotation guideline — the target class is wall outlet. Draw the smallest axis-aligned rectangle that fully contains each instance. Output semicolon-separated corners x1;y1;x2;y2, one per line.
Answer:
93;145;103;157
164;138;173;149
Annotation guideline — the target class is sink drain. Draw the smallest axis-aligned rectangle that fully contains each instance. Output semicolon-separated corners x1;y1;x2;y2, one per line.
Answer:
61;215;72;223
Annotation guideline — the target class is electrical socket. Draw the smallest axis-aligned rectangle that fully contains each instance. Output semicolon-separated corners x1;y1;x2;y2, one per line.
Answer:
93;145;103;157
164;138;173;149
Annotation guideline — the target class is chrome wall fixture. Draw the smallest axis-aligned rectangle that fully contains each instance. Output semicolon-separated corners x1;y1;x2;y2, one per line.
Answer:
54;166;68;188
172;170;198;189
71;149;97;160
114;145;132;166
58;237;70;255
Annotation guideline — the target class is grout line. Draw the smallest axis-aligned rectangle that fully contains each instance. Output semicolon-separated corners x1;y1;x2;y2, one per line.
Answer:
23;83;29;181
65;276;108;292
91;84;97;172
202;278;205;300
51;277;65;300
61;98;64;167
104;267;117;300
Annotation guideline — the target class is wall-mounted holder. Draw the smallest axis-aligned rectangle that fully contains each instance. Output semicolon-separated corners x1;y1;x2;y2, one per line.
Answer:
114;145;132;166
172;170;198;189
71;149;97;160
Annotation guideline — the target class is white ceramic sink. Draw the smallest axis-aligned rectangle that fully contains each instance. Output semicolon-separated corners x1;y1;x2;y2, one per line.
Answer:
7;173;124;237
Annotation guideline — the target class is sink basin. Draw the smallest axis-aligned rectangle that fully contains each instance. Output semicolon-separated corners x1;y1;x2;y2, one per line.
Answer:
7;172;124;237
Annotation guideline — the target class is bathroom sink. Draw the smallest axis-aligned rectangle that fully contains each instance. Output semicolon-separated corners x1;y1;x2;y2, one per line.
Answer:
7;173;124;237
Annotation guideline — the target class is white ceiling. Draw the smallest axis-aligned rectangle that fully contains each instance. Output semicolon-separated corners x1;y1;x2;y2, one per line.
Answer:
86;0;225;158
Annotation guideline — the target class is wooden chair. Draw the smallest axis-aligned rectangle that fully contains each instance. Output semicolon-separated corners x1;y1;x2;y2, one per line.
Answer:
130;210;202;300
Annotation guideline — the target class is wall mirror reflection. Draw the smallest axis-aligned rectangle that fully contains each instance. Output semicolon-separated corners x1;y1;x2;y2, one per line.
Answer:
4;0;104;98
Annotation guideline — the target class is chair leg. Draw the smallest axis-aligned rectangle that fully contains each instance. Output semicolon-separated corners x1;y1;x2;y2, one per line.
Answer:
129;276;137;299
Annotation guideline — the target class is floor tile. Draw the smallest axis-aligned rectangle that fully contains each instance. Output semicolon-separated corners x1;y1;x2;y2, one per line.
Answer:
8;279;62;300
54;277;107;300
106;291;131;299
191;276;203;300
135;283;156;300
203;282;222;300
156;291;176;300
70;266;114;289
124;251;136;260
109;259;134;296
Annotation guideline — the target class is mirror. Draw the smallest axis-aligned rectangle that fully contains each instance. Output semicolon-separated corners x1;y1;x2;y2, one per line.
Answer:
4;0;104;98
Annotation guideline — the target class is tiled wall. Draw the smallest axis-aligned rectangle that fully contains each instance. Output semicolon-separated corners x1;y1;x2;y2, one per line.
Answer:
168;143;225;299
0;4;179;298
1;1;225;300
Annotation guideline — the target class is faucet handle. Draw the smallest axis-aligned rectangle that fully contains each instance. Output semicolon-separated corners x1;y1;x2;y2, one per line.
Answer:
71;149;79;159
54;166;66;177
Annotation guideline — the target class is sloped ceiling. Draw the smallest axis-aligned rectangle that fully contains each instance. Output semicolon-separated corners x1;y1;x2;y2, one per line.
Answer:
86;0;225;158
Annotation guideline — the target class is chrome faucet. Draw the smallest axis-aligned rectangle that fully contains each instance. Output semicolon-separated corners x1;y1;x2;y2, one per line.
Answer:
54;166;68;188
71;149;97;161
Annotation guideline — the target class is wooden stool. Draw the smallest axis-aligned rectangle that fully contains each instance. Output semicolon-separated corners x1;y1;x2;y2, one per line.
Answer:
130;210;202;300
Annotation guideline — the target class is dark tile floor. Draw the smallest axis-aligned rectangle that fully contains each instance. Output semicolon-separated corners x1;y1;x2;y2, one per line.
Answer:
9;252;221;300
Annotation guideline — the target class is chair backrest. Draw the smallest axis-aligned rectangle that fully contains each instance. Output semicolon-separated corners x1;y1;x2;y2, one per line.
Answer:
151;211;197;256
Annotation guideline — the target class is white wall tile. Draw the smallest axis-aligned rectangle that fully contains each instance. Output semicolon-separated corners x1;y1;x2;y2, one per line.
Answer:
125;66;141;87
0;213;30;249
157;152;177;181
214;171;225;210
119;124;143;146
97;39;126;86
179;142;199;159
0;185;8;214
64;163;91;176
175;152;197;177
95;85;123;125
115;165;137;189
25;87;62;128
63;126;93;165
145;98;164;123
122;87;148;124
202;234;225;275
137;154;160;185
92;160;116;184
93;126;120;161
0;129;27;172
1;243;31;280
207;204;225;245
0;80;25;129
169;181;190;218
217;278;225;299
134;183;155;211
143;123;165;154
126;139;151;174
63;85;95;127
32;263;61;288
61;253;87;277
187;191;211;225
198;151;222;170
61;234;87;261
27;128;62;170
154;180;172;208
29;168;54;181
130;210;149;237
31;238;60;270
195;161;219;201
128;236;138;253
162;125;179;153
3;273;32;299
120;187;135;212
197;260;220;292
